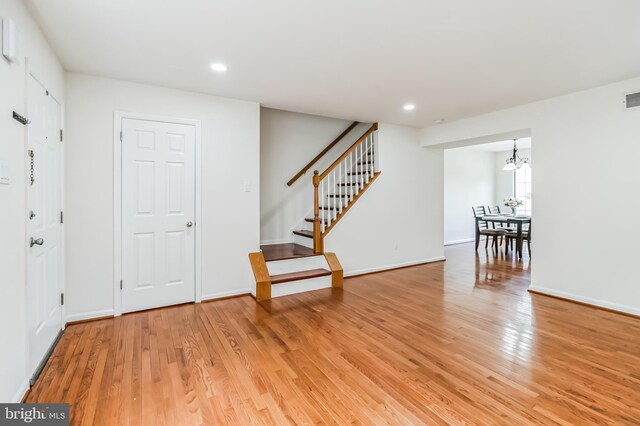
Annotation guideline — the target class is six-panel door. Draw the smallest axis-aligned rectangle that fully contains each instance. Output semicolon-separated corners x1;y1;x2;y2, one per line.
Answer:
121;118;196;313
27;76;64;379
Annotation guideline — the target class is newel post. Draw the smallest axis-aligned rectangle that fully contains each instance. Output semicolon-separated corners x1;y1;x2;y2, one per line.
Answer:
312;171;323;254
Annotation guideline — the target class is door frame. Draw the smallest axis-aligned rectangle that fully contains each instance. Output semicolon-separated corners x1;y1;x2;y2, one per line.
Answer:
113;111;202;316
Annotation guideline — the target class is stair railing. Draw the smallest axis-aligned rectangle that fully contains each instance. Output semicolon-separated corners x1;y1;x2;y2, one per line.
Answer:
312;123;379;253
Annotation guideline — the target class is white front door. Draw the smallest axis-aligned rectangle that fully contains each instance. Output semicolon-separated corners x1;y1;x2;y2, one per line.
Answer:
27;76;64;380
121;118;196;313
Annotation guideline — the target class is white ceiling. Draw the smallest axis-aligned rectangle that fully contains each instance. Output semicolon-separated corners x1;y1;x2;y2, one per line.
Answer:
24;0;640;127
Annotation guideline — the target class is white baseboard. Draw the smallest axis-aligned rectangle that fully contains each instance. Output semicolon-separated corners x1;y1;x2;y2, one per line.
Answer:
444;238;474;246
528;285;640;317
65;309;114;324
11;380;29;403
260;239;292;246
202;288;252;301
345;256;446;277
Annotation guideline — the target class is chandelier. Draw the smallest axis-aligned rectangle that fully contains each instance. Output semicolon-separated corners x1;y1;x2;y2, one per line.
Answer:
503;139;530;171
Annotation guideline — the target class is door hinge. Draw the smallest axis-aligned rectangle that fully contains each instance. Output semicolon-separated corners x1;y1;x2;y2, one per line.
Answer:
60;211;64;224
120;131;123;142
120;280;123;290
60;129;63;142
60;293;64;306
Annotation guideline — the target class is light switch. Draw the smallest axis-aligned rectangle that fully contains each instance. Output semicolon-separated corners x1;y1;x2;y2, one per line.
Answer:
243;182;251;192
2;18;19;64
0;159;10;185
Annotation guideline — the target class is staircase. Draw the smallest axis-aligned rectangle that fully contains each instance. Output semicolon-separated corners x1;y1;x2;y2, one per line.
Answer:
249;122;380;301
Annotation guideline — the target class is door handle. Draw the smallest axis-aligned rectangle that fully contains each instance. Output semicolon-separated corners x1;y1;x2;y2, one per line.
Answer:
30;237;44;247
186;221;193;228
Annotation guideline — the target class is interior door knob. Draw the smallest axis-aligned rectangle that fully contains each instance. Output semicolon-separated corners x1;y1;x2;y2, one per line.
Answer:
30;237;44;247
186;221;193;228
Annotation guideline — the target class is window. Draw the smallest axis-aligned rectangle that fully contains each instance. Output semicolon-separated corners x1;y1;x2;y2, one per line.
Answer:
514;167;531;215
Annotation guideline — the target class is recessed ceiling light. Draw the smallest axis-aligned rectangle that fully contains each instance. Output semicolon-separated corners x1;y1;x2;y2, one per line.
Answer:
403;104;415;111
210;63;227;72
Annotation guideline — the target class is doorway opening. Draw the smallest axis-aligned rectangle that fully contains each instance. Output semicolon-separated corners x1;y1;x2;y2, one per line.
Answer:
443;137;532;260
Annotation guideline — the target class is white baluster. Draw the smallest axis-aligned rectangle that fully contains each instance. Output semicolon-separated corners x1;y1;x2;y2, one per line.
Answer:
325;174;331;226
360;141;364;190
338;165;341;211
327;170;333;226
341;160;345;213
326;176;330;227
332;169;336;221
370;134;374;178
353;148;357;195
350;150;354;200
363;139;367;187
356;143;360;192
371;131;375;174
367;135;372;182
344;159;348;212
338;160;343;213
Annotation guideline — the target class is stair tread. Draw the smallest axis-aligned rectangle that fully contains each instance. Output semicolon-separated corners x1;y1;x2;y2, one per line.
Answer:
304;217;330;223
293;229;314;238
270;268;332;284
261;243;317;261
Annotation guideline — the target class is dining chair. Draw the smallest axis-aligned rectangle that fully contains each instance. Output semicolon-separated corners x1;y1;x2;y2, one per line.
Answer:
472;206;507;251
488;205;515;232
505;222;531;257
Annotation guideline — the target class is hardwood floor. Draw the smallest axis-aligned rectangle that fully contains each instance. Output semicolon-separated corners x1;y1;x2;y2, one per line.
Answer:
26;243;640;425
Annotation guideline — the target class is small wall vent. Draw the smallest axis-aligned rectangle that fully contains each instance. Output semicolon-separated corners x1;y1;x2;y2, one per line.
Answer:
623;91;640;110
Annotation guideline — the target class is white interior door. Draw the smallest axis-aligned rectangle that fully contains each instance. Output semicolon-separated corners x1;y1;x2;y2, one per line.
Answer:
121;118;196;313
27;76;64;380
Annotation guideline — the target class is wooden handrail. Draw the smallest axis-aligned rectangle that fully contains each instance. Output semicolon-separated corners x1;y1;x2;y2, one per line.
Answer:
287;121;360;186
318;123;378;181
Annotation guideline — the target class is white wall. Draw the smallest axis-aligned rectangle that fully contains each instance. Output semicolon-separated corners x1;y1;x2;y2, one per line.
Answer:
325;124;444;275
494;151;514;202
444;148;495;244
0;0;64;402
64;74;260;321
260;108;370;243
421;76;640;316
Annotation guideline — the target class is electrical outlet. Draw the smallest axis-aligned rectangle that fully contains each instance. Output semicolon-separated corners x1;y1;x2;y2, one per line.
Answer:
394;242;399;250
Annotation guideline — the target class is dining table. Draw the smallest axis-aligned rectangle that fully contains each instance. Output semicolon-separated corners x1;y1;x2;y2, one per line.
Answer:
475;215;531;259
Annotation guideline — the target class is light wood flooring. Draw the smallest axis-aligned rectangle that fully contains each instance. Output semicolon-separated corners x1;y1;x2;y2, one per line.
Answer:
25;243;640;425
